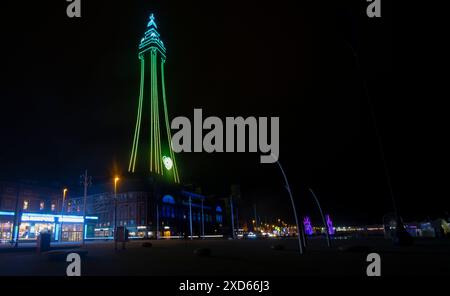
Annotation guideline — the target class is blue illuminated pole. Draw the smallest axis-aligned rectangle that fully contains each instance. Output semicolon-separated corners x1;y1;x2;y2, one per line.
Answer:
272;155;304;255
309;188;331;248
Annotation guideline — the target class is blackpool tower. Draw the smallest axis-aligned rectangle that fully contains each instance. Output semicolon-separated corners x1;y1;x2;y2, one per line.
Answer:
128;14;180;184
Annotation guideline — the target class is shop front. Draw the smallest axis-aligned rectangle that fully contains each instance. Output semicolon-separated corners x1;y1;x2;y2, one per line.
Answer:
18;213;98;242
128;226;152;239
94;227;113;239
1;221;13;241
61;223;83;242
94;225;153;240
0;211;15;242
19;222;55;240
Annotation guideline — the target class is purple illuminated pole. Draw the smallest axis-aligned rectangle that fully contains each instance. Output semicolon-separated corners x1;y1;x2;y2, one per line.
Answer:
303;216;314;236
326;215;335;235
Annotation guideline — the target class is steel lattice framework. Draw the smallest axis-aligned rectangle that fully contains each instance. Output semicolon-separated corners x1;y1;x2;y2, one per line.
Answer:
128;14;180;183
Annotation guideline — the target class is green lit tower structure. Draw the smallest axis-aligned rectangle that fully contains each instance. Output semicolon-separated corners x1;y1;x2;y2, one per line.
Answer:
128;14;180;184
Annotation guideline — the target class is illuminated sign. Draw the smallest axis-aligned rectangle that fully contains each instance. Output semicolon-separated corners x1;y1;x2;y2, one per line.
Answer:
162;156;173;170
60;216;84;223
21;214;55;223
20;213;98;223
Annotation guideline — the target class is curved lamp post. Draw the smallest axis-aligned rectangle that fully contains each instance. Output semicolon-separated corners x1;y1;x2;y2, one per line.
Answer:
309;188;331;248
271;154;304;255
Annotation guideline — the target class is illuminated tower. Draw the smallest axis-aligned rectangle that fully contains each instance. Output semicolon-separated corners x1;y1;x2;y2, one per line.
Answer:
128;14;180;183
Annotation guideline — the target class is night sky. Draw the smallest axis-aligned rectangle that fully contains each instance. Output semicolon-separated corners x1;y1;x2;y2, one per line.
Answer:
0;1;441;225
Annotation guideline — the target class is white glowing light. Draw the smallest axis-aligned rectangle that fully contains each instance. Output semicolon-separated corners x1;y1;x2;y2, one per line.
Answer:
162;156;173;170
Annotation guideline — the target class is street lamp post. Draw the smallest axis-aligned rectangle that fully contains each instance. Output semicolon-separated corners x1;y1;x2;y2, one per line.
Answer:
309;188;332;248
253;204;258;232
230;197;235;239
81;170;92;247
114;177;120;251
156;205;160;240
59;188;68;243
201;198;205;238
188;196;193;240
13;185;21;248
344;42;412;246
236;207;239;233
271;155;304;255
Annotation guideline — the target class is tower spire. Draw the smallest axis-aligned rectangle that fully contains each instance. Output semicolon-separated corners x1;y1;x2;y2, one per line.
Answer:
140;13;165;57
147;13;158;28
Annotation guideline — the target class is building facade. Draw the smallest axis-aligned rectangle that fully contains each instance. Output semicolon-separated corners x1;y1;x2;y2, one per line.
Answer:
1;177;228;242
0;181;97;243
84;176;226;239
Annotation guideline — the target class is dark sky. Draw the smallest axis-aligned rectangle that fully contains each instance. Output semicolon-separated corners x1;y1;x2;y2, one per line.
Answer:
0;1;440;224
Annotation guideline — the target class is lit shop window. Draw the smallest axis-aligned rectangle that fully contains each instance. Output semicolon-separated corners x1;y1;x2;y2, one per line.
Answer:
40;201;45;210
23;200;29;210
51;203;56;211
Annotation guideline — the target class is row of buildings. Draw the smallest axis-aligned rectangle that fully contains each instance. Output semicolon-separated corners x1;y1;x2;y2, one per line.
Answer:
0;176;228;243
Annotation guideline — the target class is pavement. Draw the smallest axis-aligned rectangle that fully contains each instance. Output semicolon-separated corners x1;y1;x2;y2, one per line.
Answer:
0;237;449;276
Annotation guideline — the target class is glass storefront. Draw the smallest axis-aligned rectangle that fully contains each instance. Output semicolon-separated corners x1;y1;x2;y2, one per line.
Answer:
19;222;55;240
61;223;82;242
16;214;97;241
127;226;148;238
94;226;151;239
0;221;13;241
19;222;85;241
94;227;113;238
0;213;98;242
